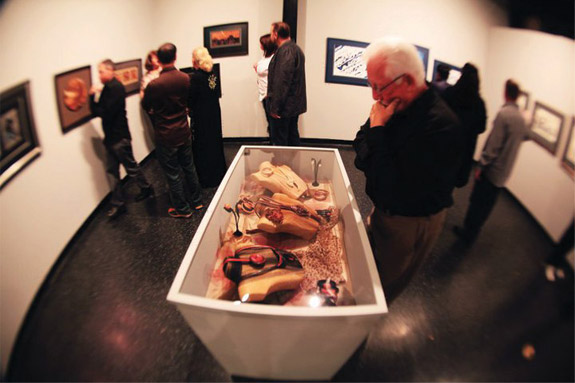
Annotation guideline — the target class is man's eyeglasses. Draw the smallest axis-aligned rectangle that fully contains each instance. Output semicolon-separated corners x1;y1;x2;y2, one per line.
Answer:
368;73;406;94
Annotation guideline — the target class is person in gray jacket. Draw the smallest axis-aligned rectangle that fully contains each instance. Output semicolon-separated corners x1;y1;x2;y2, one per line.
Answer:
453;79;532;242
267;21;306;146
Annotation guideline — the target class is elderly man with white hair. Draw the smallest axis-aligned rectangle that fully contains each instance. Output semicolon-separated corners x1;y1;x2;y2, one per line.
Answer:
353;36;463;302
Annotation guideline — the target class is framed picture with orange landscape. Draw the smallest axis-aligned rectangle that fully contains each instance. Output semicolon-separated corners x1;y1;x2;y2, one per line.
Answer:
204;22;248;58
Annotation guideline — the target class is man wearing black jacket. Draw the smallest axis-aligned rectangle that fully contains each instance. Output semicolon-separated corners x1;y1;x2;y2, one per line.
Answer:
90;59;153;219
353;37;463;302
267;21;306;146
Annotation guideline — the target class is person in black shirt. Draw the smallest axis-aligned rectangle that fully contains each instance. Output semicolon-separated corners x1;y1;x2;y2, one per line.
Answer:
443;63;487;187
267;21;306;146
90;59;153;219
353;37;463;302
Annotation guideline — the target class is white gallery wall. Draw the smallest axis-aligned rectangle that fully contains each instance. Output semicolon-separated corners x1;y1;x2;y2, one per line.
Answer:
301;0;507;140
151;0;284;138
0;0;158;373
0;0;573;376
481;27;574;241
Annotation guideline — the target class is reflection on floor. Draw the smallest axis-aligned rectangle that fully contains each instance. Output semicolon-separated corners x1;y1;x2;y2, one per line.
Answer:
7;143;574;382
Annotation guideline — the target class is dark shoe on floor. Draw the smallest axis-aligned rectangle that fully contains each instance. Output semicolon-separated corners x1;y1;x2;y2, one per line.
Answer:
168;208;192;218
107;205;126;219
453;225;475;243
135;187;154;202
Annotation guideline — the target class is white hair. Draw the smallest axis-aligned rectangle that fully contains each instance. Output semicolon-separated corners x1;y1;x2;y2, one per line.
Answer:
363;36;425;87
192;47;213;72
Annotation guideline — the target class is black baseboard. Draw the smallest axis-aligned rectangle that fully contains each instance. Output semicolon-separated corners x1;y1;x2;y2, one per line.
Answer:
223;137;353;147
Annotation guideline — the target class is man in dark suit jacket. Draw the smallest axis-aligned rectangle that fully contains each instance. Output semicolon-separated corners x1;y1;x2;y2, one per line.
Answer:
90;59;153;219
142;43;203;218
267;21;306;146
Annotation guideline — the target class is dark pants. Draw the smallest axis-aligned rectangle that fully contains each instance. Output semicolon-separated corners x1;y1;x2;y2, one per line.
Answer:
463;176;502;238
105;138;151;207
262;99;271;136
269;115;300;146
368;208;447;302
155;139;202;214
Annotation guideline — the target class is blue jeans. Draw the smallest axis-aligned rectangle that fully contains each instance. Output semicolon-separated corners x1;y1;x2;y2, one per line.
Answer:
105;138;151;207
269;115;300;146
155;139;202;214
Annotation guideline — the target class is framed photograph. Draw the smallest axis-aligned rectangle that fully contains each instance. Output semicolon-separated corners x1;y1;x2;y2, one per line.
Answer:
414;45;430;77
180;63;222;98
561;117;574;174
432;60;461;86
325;38;369;87
204;22;248;58
114;59;142;96
54;65;93;133
0;81;41;189
517;90;530;110
530;101;564;154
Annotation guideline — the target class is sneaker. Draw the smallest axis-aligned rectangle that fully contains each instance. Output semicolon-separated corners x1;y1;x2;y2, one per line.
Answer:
168;208;192;218
135;187;154;202
107;205;126;219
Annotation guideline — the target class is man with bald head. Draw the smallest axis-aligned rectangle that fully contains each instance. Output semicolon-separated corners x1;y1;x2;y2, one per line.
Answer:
353;37;463;302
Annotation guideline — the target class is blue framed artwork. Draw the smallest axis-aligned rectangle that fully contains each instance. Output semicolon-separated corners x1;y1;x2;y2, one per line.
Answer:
325;38;431;87
432;60;461;86
325;38;369;87
414;45;429;77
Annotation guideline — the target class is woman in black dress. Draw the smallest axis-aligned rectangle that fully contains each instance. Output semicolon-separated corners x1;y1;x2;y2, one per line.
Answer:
188;47;227;187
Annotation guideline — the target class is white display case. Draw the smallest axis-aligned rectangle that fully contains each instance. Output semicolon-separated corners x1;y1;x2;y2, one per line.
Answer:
167;146;387;380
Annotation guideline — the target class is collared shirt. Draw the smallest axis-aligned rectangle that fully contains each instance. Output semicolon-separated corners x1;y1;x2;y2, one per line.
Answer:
89;77;131;146
354;88;463;216
479;102;532;187
141;66;191;147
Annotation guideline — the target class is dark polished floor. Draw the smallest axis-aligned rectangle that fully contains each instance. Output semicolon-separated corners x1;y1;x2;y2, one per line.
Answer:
7;142;574;382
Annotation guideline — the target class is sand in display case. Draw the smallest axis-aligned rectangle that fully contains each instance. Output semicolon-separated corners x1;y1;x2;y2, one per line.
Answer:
168;146;387;380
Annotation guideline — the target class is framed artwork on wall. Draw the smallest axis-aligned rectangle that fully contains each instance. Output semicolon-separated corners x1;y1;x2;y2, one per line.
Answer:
114;59;142;96
432;60;461;85
54;65;93;133
561;116;574;175
325;38;369;87
517;90;530;110
530;101;564;154
0;81;41;189
204;22;249;58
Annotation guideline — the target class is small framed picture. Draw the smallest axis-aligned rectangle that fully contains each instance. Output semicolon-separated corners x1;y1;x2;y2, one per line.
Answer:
325;38;369;87
432;60;461;86
204;22;249;58
0;81;41;189
114;59;142;96
54;65;93;133
561;116;574;175
530;101;564;154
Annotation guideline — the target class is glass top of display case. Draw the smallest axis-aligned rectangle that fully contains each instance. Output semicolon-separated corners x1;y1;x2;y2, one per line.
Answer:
168;146;387;316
